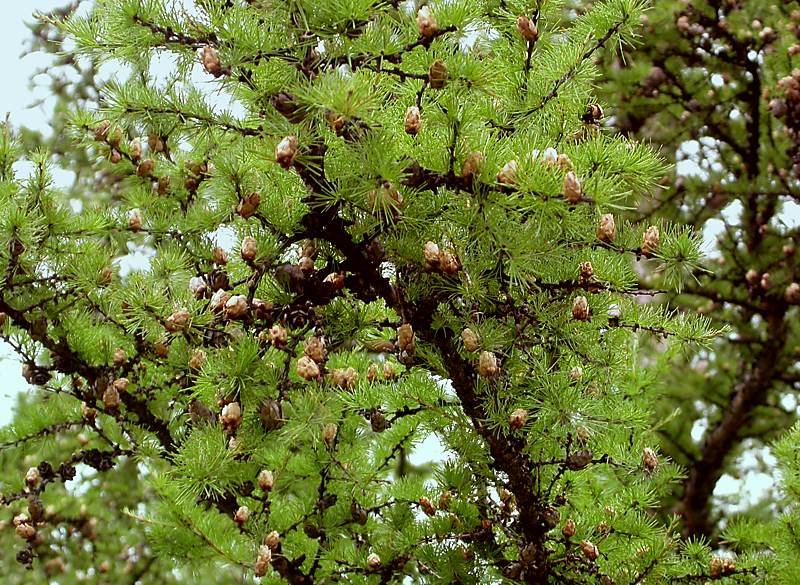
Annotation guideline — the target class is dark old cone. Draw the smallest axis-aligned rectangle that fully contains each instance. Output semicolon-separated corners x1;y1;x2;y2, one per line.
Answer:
259;399;284;431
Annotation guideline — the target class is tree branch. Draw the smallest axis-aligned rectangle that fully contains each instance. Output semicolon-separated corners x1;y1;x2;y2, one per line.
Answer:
676;309;787;538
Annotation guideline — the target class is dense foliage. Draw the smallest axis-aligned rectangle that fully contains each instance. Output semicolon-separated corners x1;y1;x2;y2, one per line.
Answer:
597;0;800;561
3;0;796;583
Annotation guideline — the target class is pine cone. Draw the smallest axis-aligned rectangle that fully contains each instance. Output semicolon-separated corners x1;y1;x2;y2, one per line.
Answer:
268;324;288;346
15;523;36;541
223;295;248;320
478;351;499;377
597;214;616;243
540;507;560;530
497;160;518;186
127;208;143;232
423;241;440;268
367;553;382;569
509;408;528;430
136;158;154;177
209;289;231;313
82;403;97;423
642;447;659;472
416;6;439;38
304;336;326;363
322;423;338;446
585;104;604;122
154;340;170;358
580;539;599;561
189;276;207;298
397;323;415;352
351;500;369;525
108;127;122;148
298;256;315;274
516;15;539;42
251;299;272;321
234;506;251;526
94;120;111;142
330;367;358;389
325;110;346;134
263;531;280;551
220;402;242;433
112;348;127;367
461;327;480;352
710;556;726;579
641;225;660;257
258;470;275;492
148;133;165;153
562;518;576;538
188;349;206;371
383;362;397;380
572;296;590;321
438;249;460;275
129;138;142;162
236;192;261;219
563;171;582;204
404;106;421;135
579;261;593;283
428;59;448;89
212;246;229;265
275;136;299;169
201;46;223;77
22;363;51;386
103;385;121;411
323;271;345;290
367;363;379;382
297;356;320;381
165;309;190;332
370;409;389;432
567;449;593;470
419;496;437;516
25;467;41;488
189;399;214;426
462;151;485;178
721;557;736;576
254;545;272;577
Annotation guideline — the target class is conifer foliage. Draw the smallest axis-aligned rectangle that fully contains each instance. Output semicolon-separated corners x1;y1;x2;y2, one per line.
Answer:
597;0;800;557
0;1;723;583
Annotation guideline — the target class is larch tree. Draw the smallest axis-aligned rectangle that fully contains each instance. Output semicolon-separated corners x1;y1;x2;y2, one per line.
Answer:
597;0;800;558
1;0;776;584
